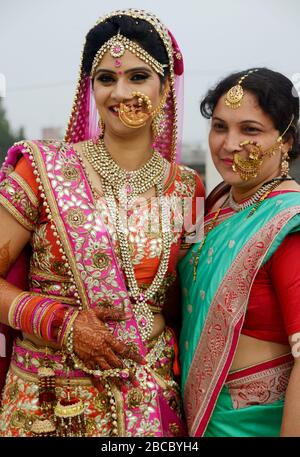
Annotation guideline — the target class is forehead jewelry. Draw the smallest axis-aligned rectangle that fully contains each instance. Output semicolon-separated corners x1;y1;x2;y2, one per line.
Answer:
91;33;167;78
225;69;259;109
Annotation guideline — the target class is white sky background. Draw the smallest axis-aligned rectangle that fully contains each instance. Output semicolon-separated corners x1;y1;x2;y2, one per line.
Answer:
1;0;300;151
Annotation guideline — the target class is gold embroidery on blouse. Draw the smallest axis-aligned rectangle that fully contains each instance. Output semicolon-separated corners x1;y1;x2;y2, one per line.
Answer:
10;171;39;206
0;194;35;230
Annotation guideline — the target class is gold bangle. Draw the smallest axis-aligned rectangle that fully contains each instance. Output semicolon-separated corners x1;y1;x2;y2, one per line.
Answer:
8;292;29;329
60;309;79;349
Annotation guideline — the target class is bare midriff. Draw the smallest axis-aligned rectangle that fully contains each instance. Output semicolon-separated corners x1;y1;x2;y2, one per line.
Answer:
230;334;290;372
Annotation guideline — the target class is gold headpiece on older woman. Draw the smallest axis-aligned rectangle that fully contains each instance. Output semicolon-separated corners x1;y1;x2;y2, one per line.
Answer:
225;69;259;109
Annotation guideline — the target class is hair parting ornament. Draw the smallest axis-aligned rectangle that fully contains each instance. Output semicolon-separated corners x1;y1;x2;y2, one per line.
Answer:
224;69;259;109
91;33;167;78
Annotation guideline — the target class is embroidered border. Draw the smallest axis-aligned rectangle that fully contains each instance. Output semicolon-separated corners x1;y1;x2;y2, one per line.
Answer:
10;363;92;386
29;141;90;309
0;194;35;231
226;359;293;409
10;171;39;206
29;267;72;283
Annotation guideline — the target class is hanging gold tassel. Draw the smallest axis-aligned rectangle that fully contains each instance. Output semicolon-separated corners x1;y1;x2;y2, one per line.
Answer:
54;396;86;437
32;348;57;436
38;366;57;413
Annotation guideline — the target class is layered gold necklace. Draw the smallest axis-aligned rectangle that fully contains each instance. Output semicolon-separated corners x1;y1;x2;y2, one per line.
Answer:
84;138;166;201
83;138;172;341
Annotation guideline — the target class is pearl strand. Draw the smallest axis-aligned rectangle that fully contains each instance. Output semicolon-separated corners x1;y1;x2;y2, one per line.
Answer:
228;178;286;212
103;178;172;341
82;137;172;340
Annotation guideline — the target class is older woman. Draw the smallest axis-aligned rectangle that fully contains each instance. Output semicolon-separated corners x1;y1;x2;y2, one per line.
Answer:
0;9;204;437
180;68;300;437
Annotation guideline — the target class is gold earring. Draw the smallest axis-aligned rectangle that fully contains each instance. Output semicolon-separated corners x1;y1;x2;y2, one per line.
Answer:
151;85;169;138
152;110;166;138
281;149;290;177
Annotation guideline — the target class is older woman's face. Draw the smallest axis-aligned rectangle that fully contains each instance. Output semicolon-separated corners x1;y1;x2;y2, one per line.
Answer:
209;90;290;187
92;50;162;138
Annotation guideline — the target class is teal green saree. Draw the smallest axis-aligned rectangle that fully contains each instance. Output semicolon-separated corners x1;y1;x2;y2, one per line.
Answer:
179;191;300;437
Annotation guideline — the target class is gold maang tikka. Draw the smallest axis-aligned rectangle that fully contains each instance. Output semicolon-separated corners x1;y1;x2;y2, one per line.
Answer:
91;33;167;78
232;115;295;180
225;69;259;109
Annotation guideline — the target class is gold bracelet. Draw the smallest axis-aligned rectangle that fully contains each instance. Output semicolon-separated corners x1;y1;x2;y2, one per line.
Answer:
59;309;79;348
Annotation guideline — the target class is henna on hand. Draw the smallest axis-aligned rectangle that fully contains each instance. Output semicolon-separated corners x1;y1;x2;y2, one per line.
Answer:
93;306;131;322
0;241;11;275
72;308;145;375
94;306;146;364
73;309;119;369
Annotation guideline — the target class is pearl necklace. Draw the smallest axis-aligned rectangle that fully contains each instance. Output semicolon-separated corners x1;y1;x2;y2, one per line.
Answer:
228;177;289;212
83;138;172;341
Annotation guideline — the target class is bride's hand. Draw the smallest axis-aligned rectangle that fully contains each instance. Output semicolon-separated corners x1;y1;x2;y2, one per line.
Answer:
72;308;145;372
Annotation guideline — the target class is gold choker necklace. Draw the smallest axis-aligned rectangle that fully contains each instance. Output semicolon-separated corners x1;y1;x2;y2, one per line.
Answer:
83;138;166;199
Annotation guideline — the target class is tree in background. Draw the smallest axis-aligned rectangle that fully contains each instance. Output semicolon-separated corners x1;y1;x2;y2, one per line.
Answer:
0;98;25;164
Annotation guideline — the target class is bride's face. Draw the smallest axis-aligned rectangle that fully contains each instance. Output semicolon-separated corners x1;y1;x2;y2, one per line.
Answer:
93;50;163;138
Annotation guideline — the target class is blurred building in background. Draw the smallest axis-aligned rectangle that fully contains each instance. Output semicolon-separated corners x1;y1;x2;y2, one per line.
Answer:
41;127;63;140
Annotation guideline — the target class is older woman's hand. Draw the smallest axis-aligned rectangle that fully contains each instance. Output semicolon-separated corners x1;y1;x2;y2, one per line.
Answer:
72;308;145;373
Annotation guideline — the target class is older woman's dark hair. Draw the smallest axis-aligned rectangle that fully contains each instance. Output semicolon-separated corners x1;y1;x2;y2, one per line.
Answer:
82;15;169;83
200;68;300;160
